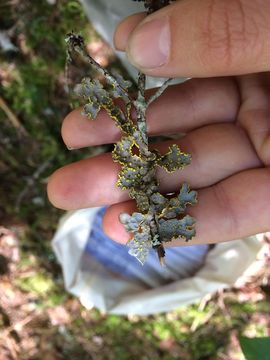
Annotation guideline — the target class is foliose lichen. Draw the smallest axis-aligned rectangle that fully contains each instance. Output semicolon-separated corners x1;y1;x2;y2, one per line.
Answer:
65;0;197;265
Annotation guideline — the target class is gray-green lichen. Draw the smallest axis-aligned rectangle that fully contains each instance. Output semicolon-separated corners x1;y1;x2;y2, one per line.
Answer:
65;0;197;265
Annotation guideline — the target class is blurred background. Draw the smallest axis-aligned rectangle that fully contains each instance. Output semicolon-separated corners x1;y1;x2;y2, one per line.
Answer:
0;1;270;359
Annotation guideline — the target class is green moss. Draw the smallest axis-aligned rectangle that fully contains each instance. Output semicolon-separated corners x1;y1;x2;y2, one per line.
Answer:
15;272;54;295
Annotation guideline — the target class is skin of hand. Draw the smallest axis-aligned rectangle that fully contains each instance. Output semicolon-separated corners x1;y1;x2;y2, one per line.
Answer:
47;0;270;247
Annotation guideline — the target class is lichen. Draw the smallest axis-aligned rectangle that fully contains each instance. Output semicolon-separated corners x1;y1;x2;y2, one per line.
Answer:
65;0;197;265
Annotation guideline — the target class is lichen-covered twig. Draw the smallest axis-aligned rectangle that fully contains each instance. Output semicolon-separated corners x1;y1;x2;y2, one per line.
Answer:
66;0;197;266
147;78;173;107
66;33;133;106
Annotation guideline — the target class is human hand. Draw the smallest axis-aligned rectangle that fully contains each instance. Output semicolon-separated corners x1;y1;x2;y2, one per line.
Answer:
47;0;270;246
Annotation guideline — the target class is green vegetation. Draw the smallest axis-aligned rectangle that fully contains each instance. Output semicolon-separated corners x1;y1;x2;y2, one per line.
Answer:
0;0;97;263
0;1;269;359
239;337;270;360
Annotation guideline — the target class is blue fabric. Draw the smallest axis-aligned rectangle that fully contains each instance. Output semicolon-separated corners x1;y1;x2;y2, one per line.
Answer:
84;208;209;287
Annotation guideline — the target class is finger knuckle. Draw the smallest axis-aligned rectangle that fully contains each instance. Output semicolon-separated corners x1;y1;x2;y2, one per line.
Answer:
199;0;261;70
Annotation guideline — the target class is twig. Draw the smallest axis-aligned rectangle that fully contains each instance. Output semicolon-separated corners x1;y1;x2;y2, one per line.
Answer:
217;288;231;320
190;305;218;332
198;292;215;311
147;78;173;106
2;313;36;337
66;33;132;105
0;143;19;167
0;96;28;136
135;73;148;144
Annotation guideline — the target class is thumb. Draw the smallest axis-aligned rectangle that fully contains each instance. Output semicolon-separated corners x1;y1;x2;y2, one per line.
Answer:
114;0;270;78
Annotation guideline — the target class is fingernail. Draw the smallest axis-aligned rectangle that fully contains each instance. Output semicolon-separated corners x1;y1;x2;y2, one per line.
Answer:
127;17;170;69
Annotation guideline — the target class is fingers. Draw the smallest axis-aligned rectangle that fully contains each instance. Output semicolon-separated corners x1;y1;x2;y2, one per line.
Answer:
103;167;270;245
62;108;121;149
47;153;124;210
47;123;260;210
62;77;239;149
114;0;270;77
236;73;270;165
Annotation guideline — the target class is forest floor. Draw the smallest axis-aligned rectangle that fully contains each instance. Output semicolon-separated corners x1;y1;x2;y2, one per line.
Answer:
0;1;270;359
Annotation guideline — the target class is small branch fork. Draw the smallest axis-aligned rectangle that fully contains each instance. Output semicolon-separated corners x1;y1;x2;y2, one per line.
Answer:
147;78;173;106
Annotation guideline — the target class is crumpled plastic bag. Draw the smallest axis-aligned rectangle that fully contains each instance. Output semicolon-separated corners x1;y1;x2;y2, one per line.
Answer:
52;208;264;315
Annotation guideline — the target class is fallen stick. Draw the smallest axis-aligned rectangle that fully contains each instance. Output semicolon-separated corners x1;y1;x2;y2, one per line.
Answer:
0;96;28;136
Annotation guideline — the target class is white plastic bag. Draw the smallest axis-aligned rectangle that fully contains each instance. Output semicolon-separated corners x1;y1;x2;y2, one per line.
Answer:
52;208;263;315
